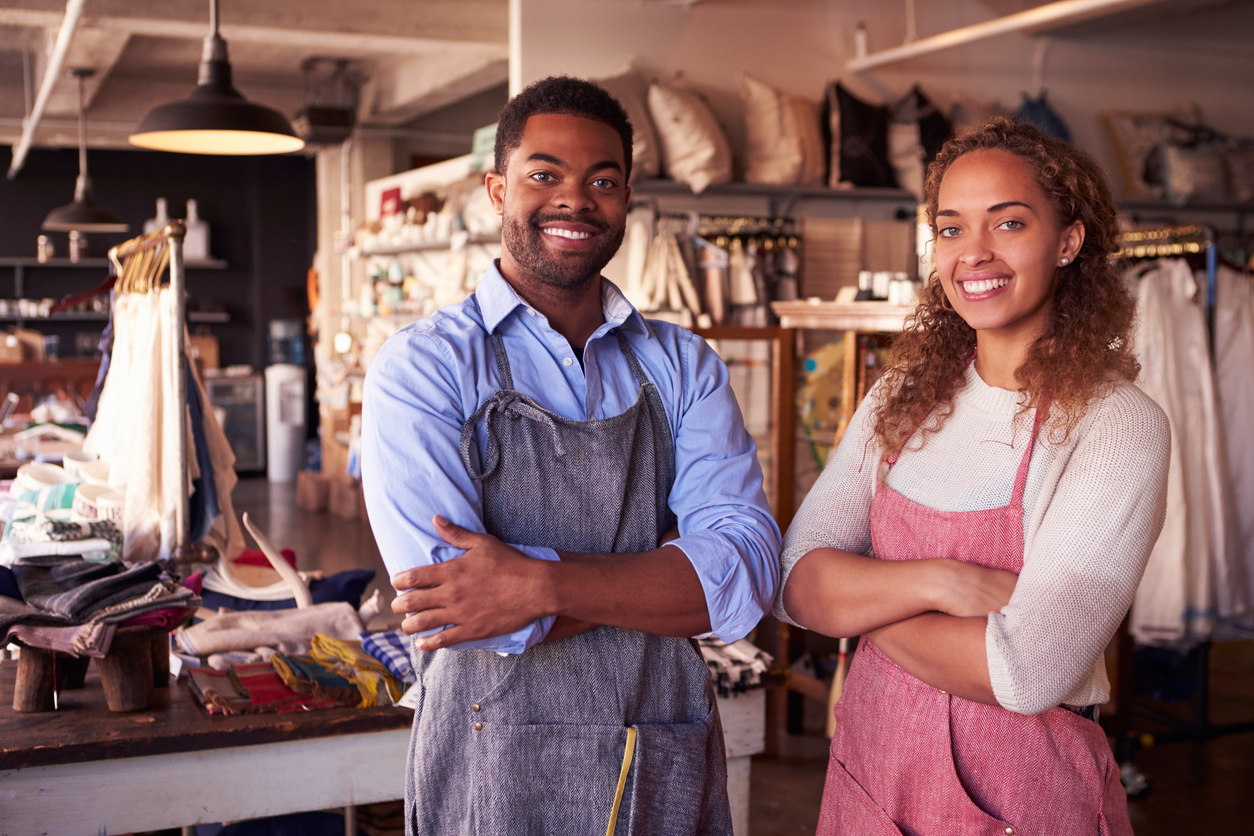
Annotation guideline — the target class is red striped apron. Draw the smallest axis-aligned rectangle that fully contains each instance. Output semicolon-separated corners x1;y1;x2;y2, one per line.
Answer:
818;405;1132;836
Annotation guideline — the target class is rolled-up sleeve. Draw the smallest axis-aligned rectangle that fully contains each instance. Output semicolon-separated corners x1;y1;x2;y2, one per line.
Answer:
665;332;781;642
362;328;557;655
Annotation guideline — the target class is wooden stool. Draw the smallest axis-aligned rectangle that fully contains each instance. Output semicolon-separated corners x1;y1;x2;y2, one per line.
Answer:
96;626;165;712
11;647;91;712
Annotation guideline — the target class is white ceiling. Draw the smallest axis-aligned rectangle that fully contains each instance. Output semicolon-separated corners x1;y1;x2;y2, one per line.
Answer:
0;0;509;153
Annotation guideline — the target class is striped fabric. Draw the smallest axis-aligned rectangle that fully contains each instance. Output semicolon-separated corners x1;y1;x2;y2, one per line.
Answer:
360;628;416;685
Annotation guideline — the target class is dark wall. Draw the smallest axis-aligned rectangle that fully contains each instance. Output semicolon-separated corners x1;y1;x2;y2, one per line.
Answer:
0;145;316;370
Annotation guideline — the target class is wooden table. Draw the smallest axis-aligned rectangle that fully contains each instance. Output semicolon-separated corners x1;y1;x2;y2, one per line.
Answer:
0;660;414;834
0;660;766;835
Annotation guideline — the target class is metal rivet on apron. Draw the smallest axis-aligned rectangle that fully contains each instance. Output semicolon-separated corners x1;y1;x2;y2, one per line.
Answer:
939;690;947;695
562;357;573;367
472;704;481;712
1005;828;1015;835
474;722;483;731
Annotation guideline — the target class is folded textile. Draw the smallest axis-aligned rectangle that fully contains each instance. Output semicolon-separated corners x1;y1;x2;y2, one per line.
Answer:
91;584;197;624
360;628;415;685
188;667;250;715
271;653;361;706
234;547;297;568
0;538;115;565
6;518;122;552
230;662;340;713
12;555;164;620
119;604;197;630
0;565;21;600
310;633;402;707
5;620;116;657
199;569;375;613
173;601;364;656
698;637;774;698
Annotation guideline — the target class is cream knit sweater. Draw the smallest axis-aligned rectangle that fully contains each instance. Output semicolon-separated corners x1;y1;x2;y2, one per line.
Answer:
775;363;1170;715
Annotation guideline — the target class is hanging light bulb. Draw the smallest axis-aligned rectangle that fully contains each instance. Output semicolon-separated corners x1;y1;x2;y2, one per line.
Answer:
42;68;129;234
129;0;304;156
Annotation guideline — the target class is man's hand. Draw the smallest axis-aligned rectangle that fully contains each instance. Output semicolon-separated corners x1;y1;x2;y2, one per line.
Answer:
390;515;555;650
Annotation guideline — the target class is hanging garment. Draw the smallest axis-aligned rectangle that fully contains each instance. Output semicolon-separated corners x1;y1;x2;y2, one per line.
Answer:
818;405;1131;836
407;309;731;835
1129;259;1244;643
1215;264;1254;626
727;239;758;306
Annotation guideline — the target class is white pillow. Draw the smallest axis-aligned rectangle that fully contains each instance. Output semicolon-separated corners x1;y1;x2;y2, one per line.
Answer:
594;60;660;182
648;78;732;194
738;73;824;186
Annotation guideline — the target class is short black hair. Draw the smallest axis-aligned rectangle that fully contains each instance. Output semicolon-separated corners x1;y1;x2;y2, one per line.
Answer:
494;76;634;181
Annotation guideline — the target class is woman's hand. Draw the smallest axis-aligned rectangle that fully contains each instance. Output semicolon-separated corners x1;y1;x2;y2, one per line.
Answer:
933;561;1018;618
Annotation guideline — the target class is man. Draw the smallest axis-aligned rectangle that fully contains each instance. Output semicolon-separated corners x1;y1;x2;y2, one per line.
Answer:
362;76;779;836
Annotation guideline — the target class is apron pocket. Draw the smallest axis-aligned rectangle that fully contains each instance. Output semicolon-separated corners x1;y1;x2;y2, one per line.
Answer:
818;758;905;836
621;708;729;836
469;721;628;836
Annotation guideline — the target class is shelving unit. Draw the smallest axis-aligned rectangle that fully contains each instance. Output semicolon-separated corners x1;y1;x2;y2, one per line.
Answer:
354;234;500;258
0;255;229;329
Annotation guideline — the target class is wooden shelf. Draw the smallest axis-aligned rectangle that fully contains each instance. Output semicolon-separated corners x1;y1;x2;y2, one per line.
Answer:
771;300;915;332
630;179;916;204
0;257;228;269
356;234;500;257
0;312;108;322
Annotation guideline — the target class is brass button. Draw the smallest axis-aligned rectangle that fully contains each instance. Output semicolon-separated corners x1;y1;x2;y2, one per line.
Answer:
1005;828;1014;835
472;704;481;712
473;722;483;731
939;690;947;695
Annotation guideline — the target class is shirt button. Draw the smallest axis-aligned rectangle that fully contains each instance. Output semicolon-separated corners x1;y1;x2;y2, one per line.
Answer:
474;722;483;731
562;357;573;367
472;704;481;712
528;309;536;316
1005;829;1015;835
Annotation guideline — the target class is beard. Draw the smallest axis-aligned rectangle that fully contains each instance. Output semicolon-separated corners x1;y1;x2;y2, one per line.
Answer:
501;207;625;290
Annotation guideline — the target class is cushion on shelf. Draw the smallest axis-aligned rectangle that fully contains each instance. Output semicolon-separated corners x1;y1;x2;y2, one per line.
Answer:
824;82;897;189
738;73;824;187
648;77;733;194
595;58;661;182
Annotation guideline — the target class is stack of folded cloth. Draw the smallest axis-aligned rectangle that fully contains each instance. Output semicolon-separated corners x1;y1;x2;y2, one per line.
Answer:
0;556;199;658
360;628;416;687
186;632;403;715
698;637;774;697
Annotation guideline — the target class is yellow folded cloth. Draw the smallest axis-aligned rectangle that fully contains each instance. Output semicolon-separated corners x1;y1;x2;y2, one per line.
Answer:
309;633;403;707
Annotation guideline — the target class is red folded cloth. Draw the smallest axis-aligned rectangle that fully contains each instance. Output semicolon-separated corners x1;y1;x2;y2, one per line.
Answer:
119;605;198;630
229;662;339;713
233;548;297;569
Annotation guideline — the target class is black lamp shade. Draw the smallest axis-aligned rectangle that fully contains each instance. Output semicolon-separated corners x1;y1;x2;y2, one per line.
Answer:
129;52;304;155
42;197;129;233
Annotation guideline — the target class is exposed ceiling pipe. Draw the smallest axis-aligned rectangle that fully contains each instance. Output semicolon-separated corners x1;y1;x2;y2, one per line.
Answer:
6;0;89;180
847;0;1169;73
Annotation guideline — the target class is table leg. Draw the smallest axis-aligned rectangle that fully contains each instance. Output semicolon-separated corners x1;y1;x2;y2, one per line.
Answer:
345;804;357;836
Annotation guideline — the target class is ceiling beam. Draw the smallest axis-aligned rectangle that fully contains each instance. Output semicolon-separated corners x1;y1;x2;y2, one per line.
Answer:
0;9;507;58
6;0;87;180
847;0;1172;73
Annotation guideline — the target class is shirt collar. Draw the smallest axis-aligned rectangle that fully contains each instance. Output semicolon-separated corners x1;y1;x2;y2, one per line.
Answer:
474;260;649;338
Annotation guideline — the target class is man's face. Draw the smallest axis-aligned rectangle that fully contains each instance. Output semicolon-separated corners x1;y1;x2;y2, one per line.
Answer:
487;113;630;289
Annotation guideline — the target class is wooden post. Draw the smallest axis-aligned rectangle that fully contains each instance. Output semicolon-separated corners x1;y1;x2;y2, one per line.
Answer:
97;627;158;712
13;647;55;712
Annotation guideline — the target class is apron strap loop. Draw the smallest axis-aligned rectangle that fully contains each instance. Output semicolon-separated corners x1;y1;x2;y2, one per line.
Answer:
461;392;568;483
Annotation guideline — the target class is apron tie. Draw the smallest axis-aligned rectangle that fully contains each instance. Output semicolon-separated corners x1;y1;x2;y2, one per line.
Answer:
460;391;568;483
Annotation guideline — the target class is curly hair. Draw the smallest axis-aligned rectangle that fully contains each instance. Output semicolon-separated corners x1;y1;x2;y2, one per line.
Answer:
494;76;634;180
872;117;1139;458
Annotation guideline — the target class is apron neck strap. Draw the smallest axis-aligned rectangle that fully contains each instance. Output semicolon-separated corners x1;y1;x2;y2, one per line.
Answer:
614;330;651;389
470;294;516;391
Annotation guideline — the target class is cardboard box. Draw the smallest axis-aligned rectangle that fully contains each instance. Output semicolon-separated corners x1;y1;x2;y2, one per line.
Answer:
296;471;330;512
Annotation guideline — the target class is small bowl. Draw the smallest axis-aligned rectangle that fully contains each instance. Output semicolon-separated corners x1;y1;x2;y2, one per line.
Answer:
15;462;74;494
94;490;124;523
80;461;112;488
62;450;99;480
72;483;111;521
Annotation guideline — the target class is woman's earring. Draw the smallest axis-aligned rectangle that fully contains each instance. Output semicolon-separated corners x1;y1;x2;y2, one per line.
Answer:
1060;257;1070;265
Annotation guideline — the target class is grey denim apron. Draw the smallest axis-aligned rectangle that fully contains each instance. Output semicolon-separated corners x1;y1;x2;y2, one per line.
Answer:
406;311;731;836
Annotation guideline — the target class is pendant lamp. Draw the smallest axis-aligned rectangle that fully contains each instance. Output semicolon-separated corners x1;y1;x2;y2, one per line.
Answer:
42;69;129;234
129;0;304;156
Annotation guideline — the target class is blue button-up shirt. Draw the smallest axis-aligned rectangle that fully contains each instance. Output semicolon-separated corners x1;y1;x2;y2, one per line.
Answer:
362;263;780;654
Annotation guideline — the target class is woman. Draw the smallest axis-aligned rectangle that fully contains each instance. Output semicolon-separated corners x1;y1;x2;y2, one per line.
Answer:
776;118;1170;835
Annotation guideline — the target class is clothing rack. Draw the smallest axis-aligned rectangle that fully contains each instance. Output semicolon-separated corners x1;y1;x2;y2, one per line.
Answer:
1111;223;1253;763
107;221;190;556
1119;224;1218;345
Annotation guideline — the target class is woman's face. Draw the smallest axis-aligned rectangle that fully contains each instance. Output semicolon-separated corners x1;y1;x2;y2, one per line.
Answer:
933;149;1083;343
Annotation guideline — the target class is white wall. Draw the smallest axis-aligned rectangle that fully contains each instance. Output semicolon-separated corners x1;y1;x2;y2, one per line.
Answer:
515;0;1254;198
